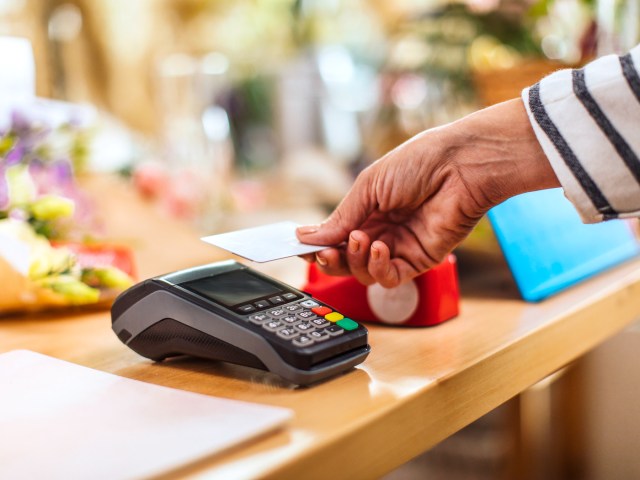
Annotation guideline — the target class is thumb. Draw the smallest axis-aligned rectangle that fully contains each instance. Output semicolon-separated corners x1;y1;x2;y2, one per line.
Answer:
296;175;374;246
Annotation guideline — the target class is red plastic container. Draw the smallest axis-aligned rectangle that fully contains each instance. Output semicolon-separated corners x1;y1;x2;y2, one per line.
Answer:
53;242;137;279
303;254;459;327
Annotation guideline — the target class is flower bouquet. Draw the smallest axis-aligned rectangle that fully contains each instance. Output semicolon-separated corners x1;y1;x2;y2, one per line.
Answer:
0;102;135;315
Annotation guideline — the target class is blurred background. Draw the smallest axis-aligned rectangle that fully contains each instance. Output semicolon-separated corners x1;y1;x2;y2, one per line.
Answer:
1;1;639;479
1;0;630;232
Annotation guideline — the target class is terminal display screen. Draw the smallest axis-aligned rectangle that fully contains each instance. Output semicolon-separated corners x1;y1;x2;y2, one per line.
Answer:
181;269;282;307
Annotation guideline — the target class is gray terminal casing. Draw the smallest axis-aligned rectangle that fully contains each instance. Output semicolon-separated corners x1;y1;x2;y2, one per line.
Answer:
111;260;370;385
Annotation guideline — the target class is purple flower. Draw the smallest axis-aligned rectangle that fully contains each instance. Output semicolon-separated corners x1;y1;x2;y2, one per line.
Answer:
51;160;74;183
8;208;28;221
0;103;95;239
28;160;74;197
0;173;8;211
9;108;52;151
10;109;32;134
5;141;25;165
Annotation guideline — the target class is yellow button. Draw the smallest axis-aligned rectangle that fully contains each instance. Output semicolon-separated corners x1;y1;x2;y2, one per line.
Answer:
325;312;344;322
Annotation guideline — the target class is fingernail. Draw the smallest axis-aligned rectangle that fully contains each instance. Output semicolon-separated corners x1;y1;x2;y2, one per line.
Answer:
316;253;327;266
298;225;319;235
371;245;380;260
349;234;360;253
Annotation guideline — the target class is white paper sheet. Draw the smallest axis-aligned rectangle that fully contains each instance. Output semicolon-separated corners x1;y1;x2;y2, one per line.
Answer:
0;350;293;480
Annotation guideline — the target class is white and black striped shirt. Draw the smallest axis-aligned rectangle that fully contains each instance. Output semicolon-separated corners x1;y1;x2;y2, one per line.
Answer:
522;44;640;223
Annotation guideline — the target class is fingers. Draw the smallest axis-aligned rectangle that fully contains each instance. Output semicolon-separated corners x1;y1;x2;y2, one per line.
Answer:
296;170;375;247
299;253;316;263
346;230;375;285
314;247;351;277
308;231;380;286
313;238;418;288
368;241;400;288
311;231;379;285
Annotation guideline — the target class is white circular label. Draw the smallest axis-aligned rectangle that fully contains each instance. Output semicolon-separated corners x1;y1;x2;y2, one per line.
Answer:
366;281;419;324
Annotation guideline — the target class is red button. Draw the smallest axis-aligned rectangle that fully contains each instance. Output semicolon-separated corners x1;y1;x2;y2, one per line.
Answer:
311;306;332;316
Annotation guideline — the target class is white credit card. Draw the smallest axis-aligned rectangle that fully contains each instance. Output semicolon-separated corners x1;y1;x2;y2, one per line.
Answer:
201;221;327;263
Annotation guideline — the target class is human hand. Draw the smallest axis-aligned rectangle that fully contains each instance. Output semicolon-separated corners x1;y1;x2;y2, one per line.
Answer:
296;99;559;287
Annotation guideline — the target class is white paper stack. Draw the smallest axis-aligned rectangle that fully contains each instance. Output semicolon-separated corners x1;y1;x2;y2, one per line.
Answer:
0;350;293;480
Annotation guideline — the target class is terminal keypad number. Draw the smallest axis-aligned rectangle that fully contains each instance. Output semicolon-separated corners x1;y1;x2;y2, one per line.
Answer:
248;298;359;348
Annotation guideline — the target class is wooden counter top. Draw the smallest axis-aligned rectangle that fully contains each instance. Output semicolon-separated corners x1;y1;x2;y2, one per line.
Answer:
2;175;639;479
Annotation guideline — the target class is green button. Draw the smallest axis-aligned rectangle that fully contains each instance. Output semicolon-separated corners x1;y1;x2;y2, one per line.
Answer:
337;318;358;331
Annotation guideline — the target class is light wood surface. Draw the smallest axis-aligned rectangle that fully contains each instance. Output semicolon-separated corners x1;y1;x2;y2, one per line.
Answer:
2;175;640;480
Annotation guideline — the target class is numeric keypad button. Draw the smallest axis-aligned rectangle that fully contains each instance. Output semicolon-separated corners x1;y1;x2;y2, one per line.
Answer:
293;335;314;347
294;322;315;334
248;313;269;324
277;327;299;339
281;315;300;325
296;310;317;321
309;330;329;342
263;320;285;332
310;317;330;328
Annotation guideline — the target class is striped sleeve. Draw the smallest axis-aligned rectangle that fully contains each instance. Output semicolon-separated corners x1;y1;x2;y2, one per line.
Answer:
522;44;640;223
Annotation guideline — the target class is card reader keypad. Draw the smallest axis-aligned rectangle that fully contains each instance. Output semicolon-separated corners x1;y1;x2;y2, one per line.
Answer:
244;298;359;348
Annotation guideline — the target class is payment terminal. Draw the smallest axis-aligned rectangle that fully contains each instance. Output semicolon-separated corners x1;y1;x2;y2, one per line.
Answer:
111;260;370;385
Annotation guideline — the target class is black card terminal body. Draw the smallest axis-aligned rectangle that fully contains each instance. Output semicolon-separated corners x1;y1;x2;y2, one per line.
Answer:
111;260;370;385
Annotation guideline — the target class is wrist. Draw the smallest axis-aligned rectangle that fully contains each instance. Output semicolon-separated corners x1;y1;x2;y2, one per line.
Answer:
445;98;560;209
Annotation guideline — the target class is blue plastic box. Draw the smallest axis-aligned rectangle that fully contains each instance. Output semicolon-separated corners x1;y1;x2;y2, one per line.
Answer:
487;188;639;302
